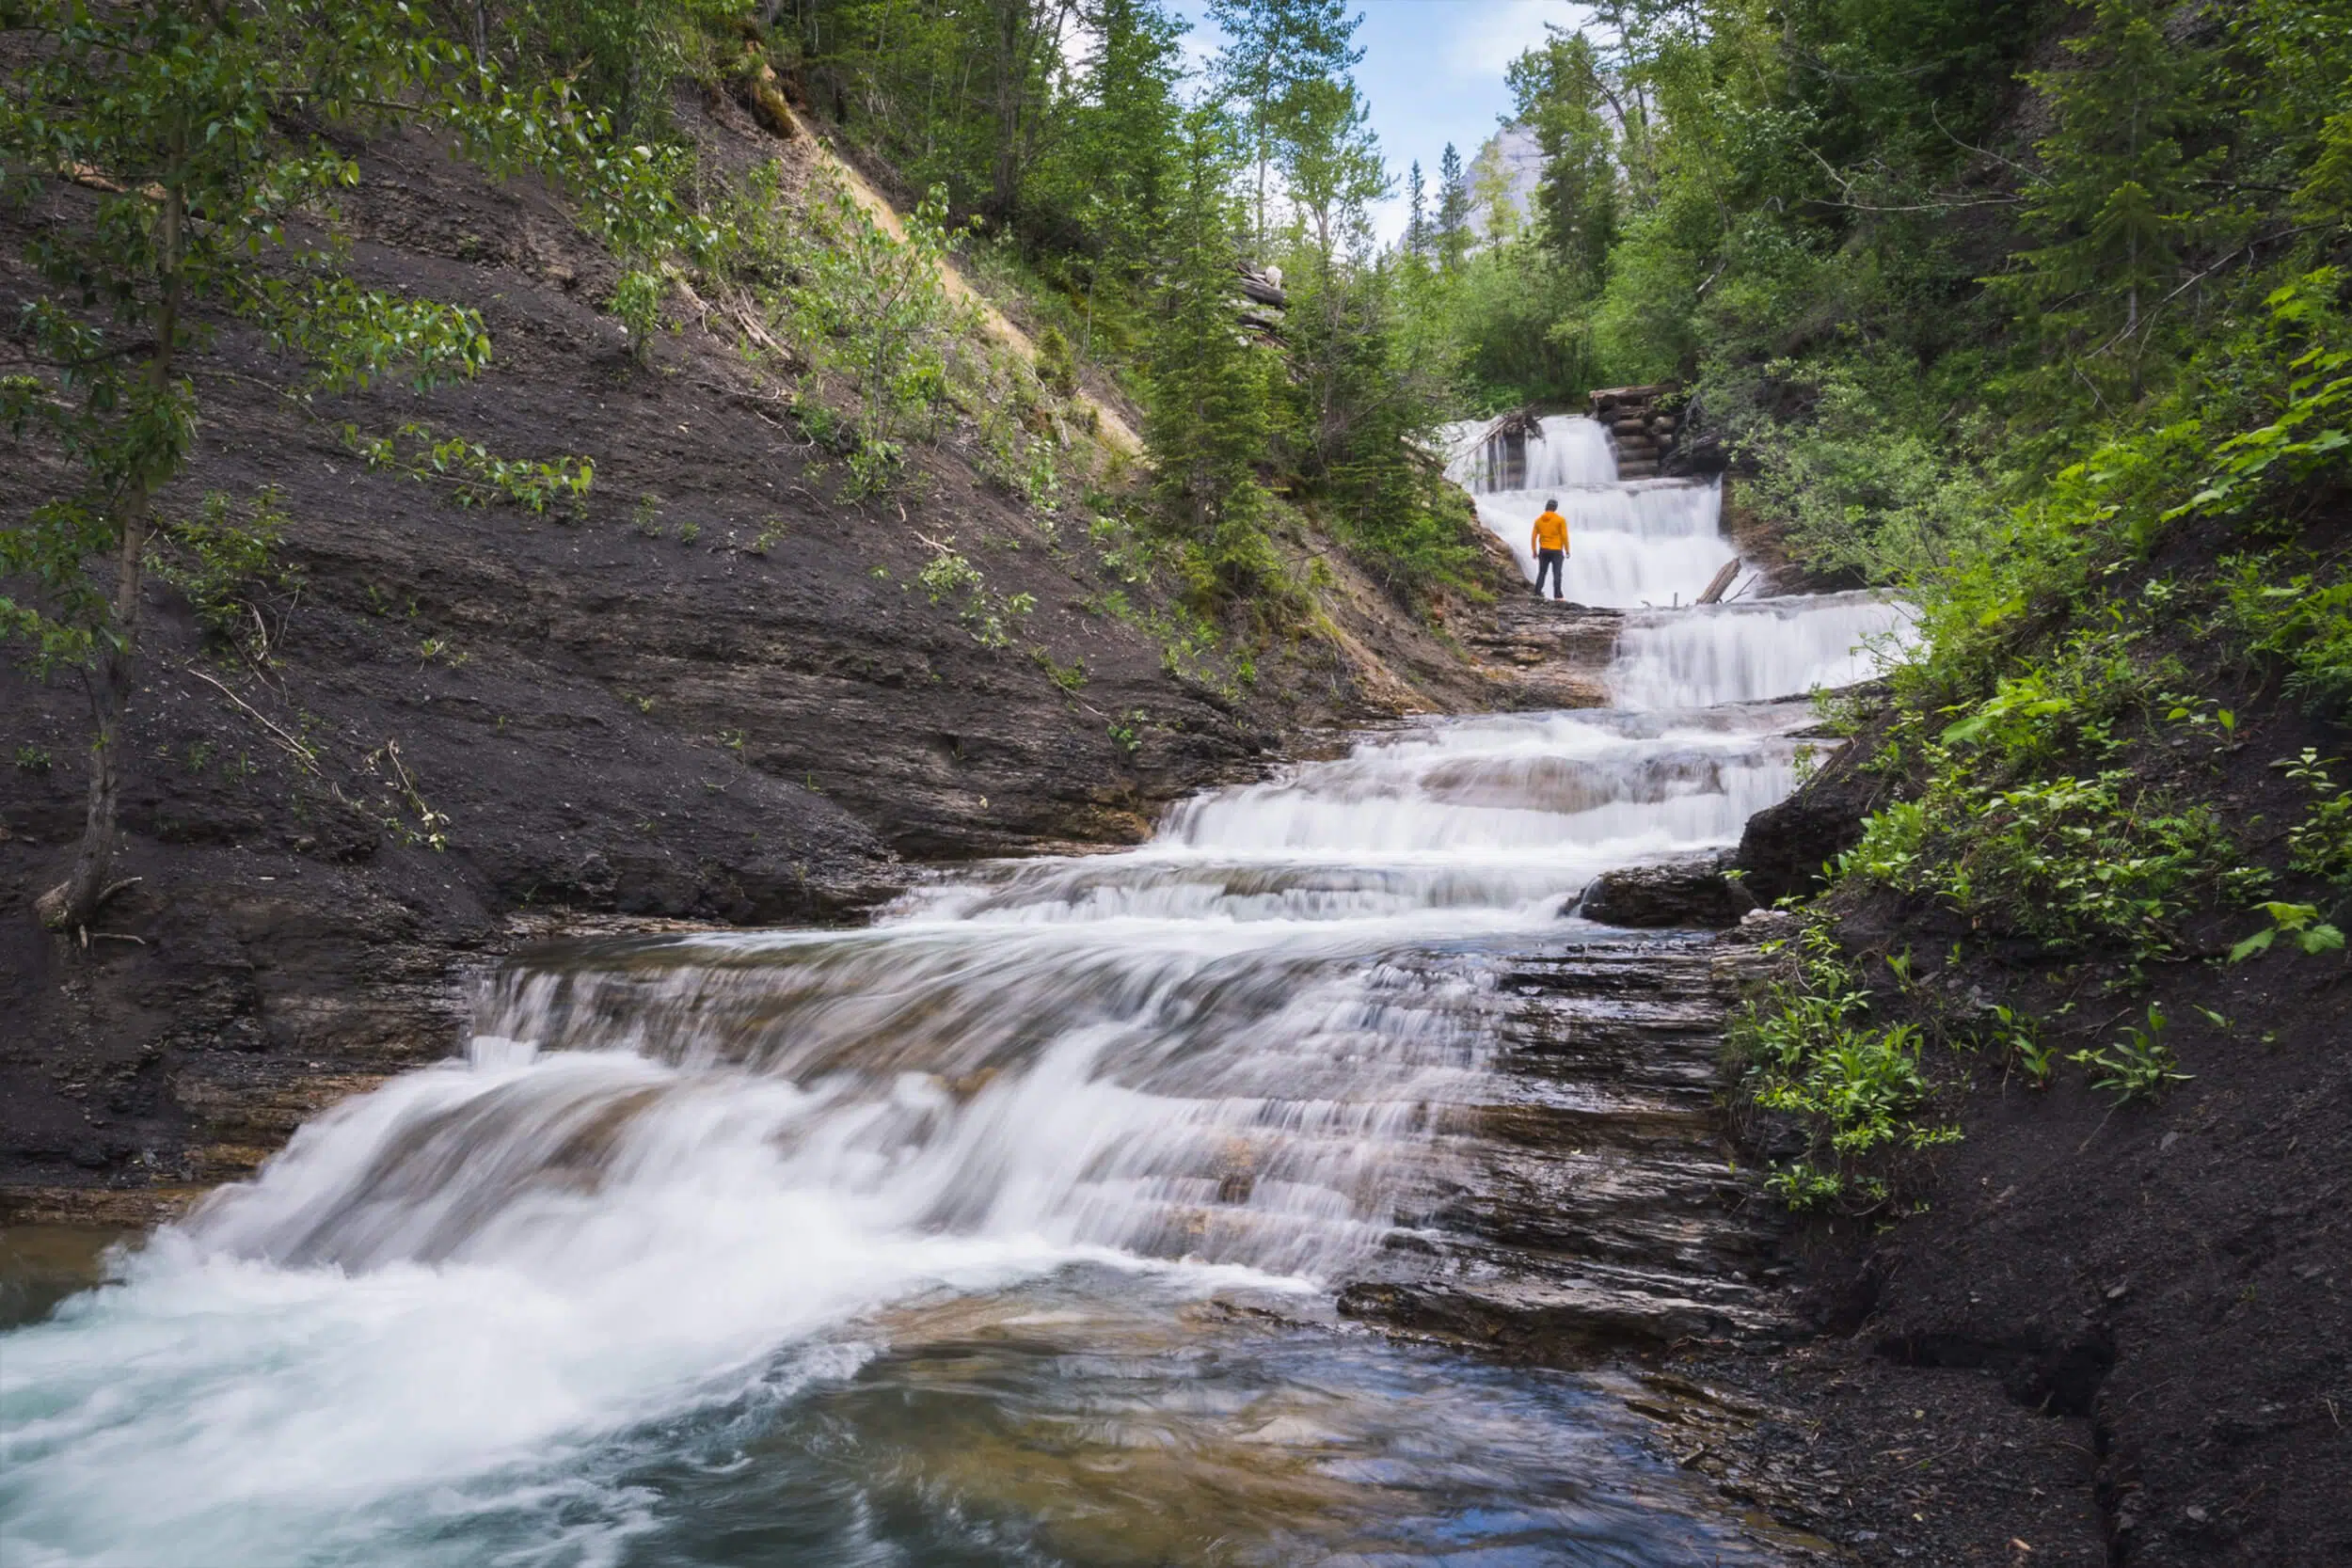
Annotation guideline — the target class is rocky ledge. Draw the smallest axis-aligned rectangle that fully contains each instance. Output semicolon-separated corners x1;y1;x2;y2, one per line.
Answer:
1456;595;1619;709
1341;935;1790;1356
1578;850;1757;928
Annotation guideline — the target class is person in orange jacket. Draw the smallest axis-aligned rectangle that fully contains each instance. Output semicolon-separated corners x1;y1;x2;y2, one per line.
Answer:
1530;500;1569;600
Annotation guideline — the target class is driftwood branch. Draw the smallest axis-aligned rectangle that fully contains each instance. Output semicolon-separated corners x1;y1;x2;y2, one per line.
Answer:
1695;559;1740;606
183;663;319;769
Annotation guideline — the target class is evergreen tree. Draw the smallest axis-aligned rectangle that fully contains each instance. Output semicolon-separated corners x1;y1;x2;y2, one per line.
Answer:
1312;258;1470;595
2001;0;2227;389
1435;141;1470;270
1143;109;1276;594
1405;159;1428;255
1505;28;1618;292
1027;0;1187;261
1274;73;1388;481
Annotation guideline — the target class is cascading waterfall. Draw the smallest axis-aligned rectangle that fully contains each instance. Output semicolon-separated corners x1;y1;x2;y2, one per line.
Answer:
0;433;1910;1567
1611;590;1918;709
1441;413;1735;607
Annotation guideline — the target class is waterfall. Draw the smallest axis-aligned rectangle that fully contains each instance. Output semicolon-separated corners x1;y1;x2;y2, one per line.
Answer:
1611;590;1920;710
1440;414;1734;608
0;436;1908;1565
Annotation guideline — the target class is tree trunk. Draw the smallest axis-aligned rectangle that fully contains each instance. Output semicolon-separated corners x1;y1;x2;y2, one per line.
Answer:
41;493;155;932
40;191;179;933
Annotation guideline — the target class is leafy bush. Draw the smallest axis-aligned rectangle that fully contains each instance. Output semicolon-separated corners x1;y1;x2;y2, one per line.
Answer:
344;422;596;516
2228;900;2345;962
486;0;739;136
918;545;1034;651
610;269;666;364
2280;750;2352;887
2068;1006;2190;1105
1718;355;2005;584
770;172;978;489
1728;924;1955;1212
153;489;298;645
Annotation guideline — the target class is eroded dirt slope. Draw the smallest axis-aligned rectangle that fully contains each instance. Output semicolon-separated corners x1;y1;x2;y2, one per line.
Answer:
0;95;1511;1215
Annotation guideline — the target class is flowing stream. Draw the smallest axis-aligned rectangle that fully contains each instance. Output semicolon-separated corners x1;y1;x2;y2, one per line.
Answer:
0;419;1910;1568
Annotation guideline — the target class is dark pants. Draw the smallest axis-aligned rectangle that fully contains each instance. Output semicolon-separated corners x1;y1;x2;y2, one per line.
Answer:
1534;548;1565;599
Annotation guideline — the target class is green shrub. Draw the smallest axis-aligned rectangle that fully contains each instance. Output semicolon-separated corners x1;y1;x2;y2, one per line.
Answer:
1034;325;1079;399
1728;924;1956;1212
610;269;666;364
769;172;979;486
154;489;297;644
2069;1005;2190;1105
2280;750;2352;886
344;422;596;517
918;544;1034;650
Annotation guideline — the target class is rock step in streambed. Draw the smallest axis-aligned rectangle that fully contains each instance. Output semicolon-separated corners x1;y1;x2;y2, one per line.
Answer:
1343;932;1795;1357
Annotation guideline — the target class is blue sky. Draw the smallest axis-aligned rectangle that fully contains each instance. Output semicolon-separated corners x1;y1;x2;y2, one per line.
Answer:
1161;0;1600;242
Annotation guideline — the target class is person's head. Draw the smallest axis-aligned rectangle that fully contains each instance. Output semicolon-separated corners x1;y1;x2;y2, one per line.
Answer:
1546;499;1558;512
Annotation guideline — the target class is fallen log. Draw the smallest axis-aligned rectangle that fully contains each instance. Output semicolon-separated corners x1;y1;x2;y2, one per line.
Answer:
1694;559;1740;605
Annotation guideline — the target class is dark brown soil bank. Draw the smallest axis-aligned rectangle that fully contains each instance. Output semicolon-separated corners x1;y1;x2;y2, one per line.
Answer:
0;97;1502;1220
1691;690;2352;1566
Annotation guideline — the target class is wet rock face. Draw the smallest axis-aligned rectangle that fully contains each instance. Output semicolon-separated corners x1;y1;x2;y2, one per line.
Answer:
1578;852;1756;928
1341;938;1791;1360
0;106;1482;1216
1733;706;1892;903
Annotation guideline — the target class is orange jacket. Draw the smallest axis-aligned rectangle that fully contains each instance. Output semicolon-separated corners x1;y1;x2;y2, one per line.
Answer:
1531;510;1569;552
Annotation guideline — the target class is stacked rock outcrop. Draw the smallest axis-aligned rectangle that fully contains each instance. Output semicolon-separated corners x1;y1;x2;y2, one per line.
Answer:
1589;383;1681;479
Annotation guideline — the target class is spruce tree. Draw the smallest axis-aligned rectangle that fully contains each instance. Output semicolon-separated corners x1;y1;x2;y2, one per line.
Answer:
1506;28;1618;292
1435;142;1471;270
1143;108;1275;594
2002;0;2226;390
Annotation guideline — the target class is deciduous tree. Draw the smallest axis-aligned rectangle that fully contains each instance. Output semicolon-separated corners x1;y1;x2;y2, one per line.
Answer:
0;3;527;931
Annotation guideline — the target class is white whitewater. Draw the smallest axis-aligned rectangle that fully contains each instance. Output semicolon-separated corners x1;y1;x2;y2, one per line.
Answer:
1441;412;1735;608
1613;590;1915;709
0;438;1909;1566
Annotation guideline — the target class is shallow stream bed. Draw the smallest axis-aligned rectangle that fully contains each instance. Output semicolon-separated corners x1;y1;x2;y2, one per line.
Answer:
0;417;1904;1567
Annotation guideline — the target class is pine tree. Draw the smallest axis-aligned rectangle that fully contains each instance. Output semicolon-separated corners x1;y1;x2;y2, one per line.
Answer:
1312;257;1470;595
1406;159;1428;255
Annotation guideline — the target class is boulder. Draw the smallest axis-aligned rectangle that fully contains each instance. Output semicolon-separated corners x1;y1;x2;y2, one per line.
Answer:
1576;850;1756;927
1732;705;1894;902
1735;785;1869;904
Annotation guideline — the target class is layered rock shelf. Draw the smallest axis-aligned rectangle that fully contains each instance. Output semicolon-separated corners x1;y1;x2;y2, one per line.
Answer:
1343;935;1793;1357
1457;594;1620;708
1590;383;1684;480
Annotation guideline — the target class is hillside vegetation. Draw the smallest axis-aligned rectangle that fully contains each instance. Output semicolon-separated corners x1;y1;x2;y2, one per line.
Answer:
1428;0;2352;1210
1430;2;2351;1559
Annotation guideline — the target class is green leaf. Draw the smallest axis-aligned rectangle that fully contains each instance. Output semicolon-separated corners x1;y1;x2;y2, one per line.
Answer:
2296;924;2344;956
2230;927;2276;962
